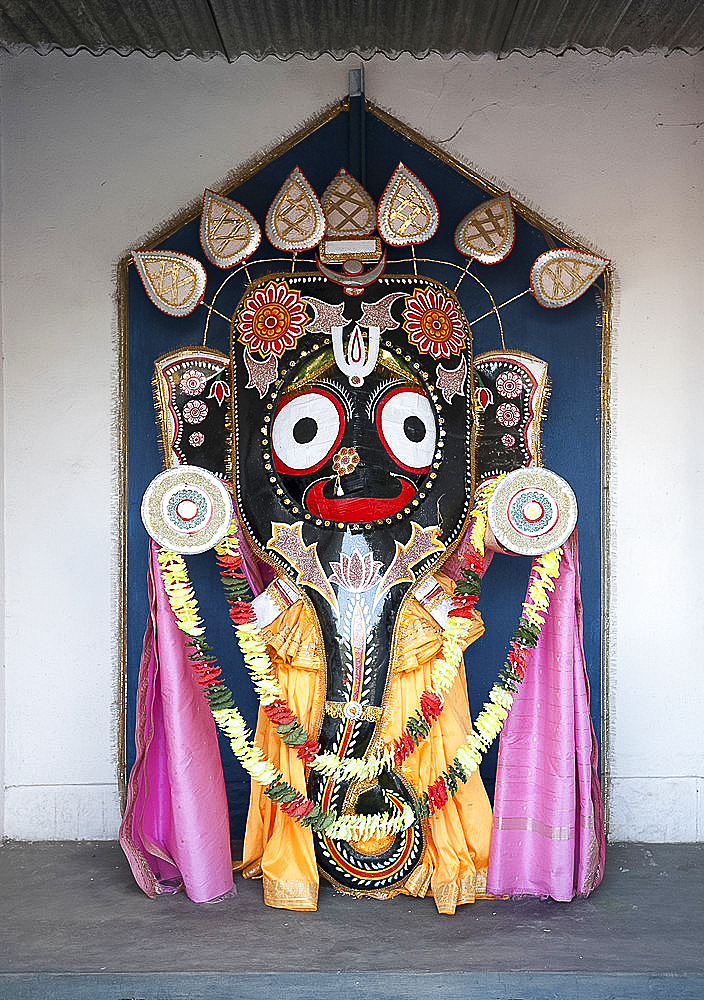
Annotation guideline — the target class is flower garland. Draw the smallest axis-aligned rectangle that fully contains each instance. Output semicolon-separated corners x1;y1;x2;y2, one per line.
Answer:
156;480;562;838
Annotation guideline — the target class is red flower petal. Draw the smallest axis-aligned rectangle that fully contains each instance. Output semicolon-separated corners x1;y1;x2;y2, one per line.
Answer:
229;602;256;624
264;700;296;725
448;598;478;617
296;739;320;764
393;731;416;765
420;690;443;721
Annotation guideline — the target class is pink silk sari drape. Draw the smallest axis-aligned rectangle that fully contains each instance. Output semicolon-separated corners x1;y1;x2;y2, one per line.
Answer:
119;541;235;902
486;530;605;899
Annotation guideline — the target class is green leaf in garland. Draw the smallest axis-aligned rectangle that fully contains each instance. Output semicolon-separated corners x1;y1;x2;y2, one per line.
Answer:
264;780;288;798
456;569;481;596
205;685;234;710
497;668;519;692
266;782;296;803
407;715;430;743
415;794;430;820
308;809;336;832
452;758;468;783
275;720;301;736
444;768;458;796
222;578;253;600
513;621;539;646
281;727;309;746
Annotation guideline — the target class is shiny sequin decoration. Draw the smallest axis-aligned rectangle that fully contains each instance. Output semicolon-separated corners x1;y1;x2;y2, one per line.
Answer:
200;190;262;268
265;167;326;252
322;169;377;236
436;355;468;404
377;163;439;246
530;248;609;309
454;193;515;263
132;250;206;317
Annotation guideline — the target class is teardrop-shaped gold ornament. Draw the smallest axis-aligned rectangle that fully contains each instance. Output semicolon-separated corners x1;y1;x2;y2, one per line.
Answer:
530;248;609;308
322;169;377;237
200;190;261;268
377;162;439;246
454;193;515;263
265;166;326;252
132;250;207;317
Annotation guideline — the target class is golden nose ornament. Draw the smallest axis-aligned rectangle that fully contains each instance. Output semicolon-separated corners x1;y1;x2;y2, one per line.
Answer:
331;447;360;496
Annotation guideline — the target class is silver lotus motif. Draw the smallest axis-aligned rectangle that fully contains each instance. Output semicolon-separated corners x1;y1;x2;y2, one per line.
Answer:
328;550;383;592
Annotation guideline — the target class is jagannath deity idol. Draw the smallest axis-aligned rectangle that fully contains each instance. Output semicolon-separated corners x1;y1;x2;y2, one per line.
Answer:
120;141;606;913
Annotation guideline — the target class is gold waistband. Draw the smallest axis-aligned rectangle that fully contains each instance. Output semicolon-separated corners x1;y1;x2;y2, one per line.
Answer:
324;700;382;722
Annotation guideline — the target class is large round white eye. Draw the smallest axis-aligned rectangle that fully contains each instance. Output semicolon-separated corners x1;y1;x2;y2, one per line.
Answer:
376;388;437;473
272;389;344;475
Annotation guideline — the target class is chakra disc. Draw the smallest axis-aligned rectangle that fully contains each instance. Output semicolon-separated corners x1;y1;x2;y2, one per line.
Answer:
141;465;232;554
488;467;577;555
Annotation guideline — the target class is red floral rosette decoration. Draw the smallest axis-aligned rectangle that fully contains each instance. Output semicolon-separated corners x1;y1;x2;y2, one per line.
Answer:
236;280;308;357
402;286;466;358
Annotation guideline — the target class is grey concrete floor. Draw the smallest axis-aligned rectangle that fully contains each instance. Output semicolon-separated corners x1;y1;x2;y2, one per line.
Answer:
0;841;702;998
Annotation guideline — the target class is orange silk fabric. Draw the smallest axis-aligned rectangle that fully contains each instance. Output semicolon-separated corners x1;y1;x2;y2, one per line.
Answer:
241;578;493;914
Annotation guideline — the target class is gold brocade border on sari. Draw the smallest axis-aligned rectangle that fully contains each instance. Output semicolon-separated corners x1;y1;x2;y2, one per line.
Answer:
403;862;489;914
403;860;433;898
431;867;489;915
263;876;318;911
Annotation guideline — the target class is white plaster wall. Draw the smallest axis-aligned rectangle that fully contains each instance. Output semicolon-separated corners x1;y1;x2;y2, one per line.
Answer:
0;49;702;841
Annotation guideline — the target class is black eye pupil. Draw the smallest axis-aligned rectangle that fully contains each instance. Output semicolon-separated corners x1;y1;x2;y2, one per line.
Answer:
293;416;318;444
404;415;426;442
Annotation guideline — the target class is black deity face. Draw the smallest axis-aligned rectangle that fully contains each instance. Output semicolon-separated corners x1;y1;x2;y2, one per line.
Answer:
230;273;476;579
270;350;437;524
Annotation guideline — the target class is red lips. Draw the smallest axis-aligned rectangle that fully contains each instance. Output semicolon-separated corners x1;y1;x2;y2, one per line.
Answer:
304;477;415;521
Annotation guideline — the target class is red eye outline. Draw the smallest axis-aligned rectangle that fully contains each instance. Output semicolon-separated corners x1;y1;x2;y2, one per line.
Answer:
271;387;345;476
375;386;437;474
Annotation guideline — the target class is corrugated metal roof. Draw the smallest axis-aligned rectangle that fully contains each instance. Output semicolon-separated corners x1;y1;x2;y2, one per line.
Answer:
0;0;702;60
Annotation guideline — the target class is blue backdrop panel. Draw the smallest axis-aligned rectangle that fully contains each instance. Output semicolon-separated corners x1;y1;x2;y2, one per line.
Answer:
125;103;603;830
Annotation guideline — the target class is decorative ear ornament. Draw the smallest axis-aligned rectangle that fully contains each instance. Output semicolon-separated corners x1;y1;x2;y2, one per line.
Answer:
153;348;232;479
141;465;233;554
487;467;577;555
473;351;550;484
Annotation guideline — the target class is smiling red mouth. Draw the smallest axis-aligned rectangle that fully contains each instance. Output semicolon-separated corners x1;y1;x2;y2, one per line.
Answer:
304;478;416;521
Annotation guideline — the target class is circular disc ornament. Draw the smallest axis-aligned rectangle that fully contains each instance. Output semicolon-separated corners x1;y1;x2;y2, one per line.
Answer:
488;468;577;555
141;465;232;554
